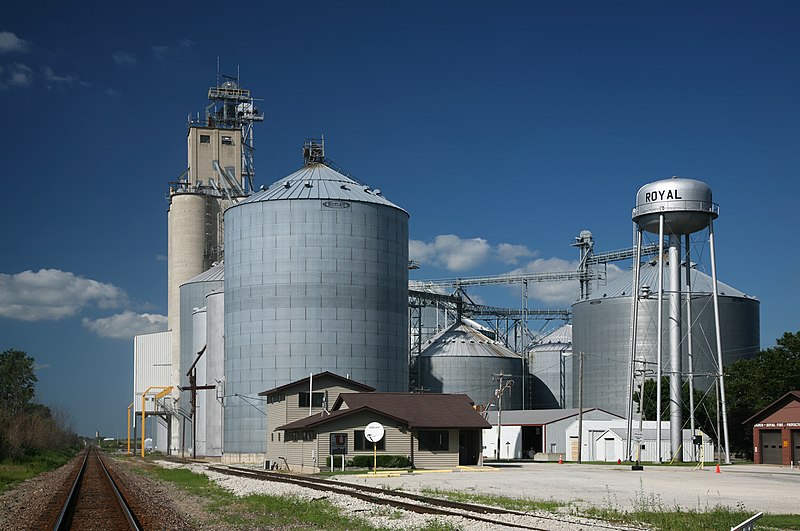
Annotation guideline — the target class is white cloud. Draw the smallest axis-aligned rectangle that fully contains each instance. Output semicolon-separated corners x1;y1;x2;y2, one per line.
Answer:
82;311;167;340
112;51;137;66
496;243;536;265
0;63;33;87
0;31;28;53
0;269;127;321
41;66;90;89
410;235;492;272
410;235;539;272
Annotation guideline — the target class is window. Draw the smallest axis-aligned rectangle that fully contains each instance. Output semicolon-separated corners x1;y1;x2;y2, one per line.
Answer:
302;430;316;441
221;135;233;145
200;134;210;144
418;430;449;451
267;393;284;404
354;430;385;451
298;392;324;408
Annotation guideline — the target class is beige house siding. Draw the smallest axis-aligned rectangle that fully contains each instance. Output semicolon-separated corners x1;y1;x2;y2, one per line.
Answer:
265;378;370;465
411;429;460;469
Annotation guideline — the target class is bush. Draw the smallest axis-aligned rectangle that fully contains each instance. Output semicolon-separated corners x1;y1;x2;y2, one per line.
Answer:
325;454;410;469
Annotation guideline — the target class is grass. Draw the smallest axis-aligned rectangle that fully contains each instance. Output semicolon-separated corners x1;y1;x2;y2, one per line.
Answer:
583;482;800;530
0;447;80;492
421;483;800;531
147;464;376;529
420;487;566;513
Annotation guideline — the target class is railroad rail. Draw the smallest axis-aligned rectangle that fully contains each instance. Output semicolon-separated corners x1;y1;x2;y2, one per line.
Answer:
52;446;142;531
208;465;627;530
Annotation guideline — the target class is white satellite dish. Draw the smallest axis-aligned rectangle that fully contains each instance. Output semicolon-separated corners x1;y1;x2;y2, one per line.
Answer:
364;422;385;443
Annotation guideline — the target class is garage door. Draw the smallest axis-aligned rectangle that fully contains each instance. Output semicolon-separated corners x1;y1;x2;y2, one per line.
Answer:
760;430;782;464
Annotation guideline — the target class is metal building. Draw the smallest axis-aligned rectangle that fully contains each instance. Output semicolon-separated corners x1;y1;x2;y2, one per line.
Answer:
222;141;409;462
571;261;759;417
419;320;523;410
529;324;573;409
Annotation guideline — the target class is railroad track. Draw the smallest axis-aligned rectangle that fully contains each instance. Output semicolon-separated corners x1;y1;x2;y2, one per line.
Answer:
51;446;142;531
208;465;628;530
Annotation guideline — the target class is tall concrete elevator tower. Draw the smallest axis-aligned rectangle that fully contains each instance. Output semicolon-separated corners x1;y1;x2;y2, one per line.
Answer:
167;75;263;449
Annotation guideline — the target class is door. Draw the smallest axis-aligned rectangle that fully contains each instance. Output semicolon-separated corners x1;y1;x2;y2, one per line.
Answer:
604;438;616;462
793;430;800;466
569;436;579;461
760;430;782;464
458;430;480;465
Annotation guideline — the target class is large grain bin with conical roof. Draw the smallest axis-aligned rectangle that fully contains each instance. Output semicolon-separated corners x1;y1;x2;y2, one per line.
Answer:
222;152;409;461
571;261;759;417
419;321;524;410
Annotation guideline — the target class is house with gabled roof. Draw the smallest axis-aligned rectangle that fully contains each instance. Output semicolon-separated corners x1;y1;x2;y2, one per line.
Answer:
260;372;490;472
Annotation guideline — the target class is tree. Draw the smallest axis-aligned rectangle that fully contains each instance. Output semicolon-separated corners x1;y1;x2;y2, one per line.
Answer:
0;349;37;417
724;331;800;457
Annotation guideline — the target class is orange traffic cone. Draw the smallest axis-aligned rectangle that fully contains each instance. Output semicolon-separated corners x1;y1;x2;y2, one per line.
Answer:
558;454;563;464
715;463;721;474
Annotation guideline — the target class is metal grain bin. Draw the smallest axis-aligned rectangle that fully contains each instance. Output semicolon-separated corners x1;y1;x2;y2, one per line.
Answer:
571;262;759;416
223;161;409;459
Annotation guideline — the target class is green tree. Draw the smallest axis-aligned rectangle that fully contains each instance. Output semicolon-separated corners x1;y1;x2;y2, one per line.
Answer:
724;331;800;457
0;349;37;417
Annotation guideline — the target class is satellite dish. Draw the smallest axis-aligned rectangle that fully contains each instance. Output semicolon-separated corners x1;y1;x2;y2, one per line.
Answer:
364;422;384;443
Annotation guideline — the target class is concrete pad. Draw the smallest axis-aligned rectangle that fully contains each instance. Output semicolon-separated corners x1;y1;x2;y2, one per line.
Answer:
337;462;800;515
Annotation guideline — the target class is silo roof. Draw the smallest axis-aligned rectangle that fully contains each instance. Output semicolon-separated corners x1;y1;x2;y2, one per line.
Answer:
421;321;521;359
237;163;407;213
529;324;572;352
181;263;224;286
586;261;755;301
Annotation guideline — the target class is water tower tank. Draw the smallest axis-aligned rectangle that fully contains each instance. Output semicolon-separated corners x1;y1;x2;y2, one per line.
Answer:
632;177;718;235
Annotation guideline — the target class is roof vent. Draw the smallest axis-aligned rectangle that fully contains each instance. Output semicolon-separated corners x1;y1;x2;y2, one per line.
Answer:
284;181;291;189
340;184;349;190
374;189;382;196
305;180;313;188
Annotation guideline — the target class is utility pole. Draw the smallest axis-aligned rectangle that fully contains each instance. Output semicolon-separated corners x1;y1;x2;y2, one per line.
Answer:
492;373;514;460
577;351;584;463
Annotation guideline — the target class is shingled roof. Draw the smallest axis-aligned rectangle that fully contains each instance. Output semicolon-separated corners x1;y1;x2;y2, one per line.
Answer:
276;393;491;431
258;371;375;397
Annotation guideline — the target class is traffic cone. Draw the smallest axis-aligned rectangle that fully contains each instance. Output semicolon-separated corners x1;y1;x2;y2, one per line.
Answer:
715;463;721;474
558;454;563;464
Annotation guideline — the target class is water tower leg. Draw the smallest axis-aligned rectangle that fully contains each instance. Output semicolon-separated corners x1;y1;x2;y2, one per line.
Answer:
709;218;731;464
668;234;683;462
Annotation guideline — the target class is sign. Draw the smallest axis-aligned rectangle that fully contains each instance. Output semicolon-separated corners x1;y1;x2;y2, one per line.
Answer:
633;432;643;443
323;200;351;209
364;422;385;443
330;433;348;455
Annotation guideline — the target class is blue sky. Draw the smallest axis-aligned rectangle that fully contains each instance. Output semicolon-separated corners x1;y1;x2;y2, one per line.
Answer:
2;1;798;437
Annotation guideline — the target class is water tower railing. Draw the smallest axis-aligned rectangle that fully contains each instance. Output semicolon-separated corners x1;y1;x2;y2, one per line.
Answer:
632;200;719;219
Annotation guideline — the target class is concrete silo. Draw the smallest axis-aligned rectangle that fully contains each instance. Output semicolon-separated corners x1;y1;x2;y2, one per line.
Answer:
419;321;524;410
529;324;573;409
222;142;409;462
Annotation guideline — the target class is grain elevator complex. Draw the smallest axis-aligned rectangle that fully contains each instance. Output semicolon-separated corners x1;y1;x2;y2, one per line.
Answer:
132;75;760;465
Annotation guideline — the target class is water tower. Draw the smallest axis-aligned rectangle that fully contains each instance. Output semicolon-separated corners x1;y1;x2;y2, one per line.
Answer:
627;177;730;463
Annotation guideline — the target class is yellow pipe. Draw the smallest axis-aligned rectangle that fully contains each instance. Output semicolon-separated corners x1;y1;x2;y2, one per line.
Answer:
141;391;147;458
127;402;134;454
